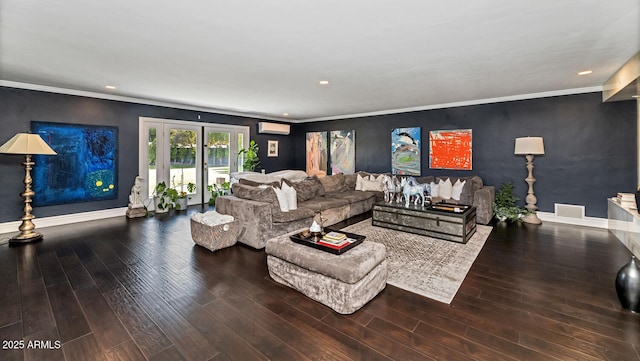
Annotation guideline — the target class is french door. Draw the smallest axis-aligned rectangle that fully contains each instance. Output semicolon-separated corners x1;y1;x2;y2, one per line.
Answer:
139;117;248;207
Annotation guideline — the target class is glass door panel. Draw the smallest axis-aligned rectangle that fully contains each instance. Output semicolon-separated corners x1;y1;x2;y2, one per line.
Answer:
170;128;199;202
146;127;158;198
206;130;230;189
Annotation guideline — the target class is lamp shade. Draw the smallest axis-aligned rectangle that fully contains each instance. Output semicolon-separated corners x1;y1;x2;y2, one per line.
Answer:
514;137;544;155
0;133;57;155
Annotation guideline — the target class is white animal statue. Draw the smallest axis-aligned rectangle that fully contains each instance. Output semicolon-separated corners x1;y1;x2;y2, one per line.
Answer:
382;174;403;203
400;177;429;207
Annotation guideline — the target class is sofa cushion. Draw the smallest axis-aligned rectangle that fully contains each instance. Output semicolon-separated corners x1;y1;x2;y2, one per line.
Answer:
298;197;350;213
328;190;375;204
344;173;358;190
319;173;348;193
272;207;316;223
232;183;277;203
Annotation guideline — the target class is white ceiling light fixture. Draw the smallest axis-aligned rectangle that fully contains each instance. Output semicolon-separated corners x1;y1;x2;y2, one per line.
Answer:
319;80;329;85
105;85;117;90
577;70;593;76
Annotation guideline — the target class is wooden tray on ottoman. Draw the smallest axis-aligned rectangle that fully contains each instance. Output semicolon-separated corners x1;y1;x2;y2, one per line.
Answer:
190;218;239;252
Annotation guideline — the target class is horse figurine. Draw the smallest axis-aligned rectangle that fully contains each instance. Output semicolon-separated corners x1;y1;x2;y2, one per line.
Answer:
400;177;429;207
382;175;403;203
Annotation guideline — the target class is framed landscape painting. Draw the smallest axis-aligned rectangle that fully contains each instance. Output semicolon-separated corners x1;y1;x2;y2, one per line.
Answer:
329;130;355;174
429;129;472;170
391;127;421;175
31;121;118;206
306;131;328;176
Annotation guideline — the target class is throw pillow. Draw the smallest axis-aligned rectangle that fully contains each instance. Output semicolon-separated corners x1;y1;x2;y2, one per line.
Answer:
318;173;347;193
451;179;466;201
355;173;365;191
289;177;321;201
438;178;453;199
361;179;384;192
429;182;439;197
281;181;298;210
272;186;289;212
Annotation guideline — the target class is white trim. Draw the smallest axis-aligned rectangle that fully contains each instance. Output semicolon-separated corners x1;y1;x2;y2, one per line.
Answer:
536;211;608;229
300;86;603;122
0;207;127;235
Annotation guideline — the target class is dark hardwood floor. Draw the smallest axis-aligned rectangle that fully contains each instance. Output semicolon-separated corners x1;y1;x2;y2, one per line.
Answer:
0;207;638;360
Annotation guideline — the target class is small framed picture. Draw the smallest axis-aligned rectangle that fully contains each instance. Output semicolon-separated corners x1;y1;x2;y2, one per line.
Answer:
267;140;278;157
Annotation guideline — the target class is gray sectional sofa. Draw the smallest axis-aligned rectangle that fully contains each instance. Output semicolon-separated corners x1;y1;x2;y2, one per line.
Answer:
215;171;494;249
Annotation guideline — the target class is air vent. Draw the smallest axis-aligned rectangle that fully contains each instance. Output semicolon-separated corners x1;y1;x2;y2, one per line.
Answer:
554;204;585;219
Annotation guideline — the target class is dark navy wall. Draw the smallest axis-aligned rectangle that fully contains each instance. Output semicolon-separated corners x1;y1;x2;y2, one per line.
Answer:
0;86;295;222
293;93;637;218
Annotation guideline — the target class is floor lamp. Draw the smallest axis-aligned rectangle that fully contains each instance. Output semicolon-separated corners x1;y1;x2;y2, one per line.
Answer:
0;133;57;243
514;137;545;224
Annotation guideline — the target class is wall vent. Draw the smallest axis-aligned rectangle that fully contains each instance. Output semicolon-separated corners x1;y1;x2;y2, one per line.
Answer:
554;203;585;219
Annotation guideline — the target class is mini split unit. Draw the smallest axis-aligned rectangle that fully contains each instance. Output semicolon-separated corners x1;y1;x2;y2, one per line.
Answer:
258;122;290;135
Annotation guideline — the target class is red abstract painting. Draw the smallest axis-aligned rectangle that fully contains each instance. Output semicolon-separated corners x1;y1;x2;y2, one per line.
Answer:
429;129;472;170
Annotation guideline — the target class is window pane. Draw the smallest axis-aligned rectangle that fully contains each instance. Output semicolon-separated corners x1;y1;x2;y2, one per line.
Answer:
147;127;157;198
208;131;230;187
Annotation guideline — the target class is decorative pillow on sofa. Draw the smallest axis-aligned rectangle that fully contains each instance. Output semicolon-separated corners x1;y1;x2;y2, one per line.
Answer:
281;181;298;210
360;178;384;192
285;176;323;201
318;173;347;193
429;182;439;197
451;179;466;201
438;178;453;199
272;186;290;212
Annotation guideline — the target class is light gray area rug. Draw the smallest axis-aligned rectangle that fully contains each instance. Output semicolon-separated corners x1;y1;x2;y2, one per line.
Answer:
342;219;492;304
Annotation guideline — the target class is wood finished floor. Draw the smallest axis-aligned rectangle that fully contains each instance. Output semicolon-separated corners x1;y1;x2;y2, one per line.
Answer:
0;207;639;361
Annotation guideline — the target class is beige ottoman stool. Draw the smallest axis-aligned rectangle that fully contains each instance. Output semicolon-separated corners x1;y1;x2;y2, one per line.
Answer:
190;211;239;251
265;230;387;314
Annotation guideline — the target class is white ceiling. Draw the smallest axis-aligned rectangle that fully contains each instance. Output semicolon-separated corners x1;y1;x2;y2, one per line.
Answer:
1;0;639;122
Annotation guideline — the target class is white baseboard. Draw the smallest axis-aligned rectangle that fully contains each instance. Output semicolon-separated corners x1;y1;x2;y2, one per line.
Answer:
537;211;608;229
0;207;128;235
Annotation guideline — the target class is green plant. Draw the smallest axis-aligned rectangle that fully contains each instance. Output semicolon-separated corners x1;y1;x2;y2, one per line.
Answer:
153;181;172;211
492;182;526;222
208;181;231;205
238;140;260;171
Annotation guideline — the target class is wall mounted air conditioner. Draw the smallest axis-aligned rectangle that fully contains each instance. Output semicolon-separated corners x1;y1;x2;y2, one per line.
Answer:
258;122;290;135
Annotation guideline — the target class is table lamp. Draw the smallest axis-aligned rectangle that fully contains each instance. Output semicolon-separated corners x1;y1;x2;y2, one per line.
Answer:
0;133;57;243
514;137;545;224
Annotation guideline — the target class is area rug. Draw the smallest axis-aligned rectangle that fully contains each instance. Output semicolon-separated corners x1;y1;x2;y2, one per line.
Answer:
341;219;492;304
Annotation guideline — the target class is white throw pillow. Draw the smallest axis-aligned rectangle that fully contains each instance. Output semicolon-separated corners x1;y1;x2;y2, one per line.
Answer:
271;186;289;212
429;182;439;197
451;179;466;201
281;182;298;210
438;178;453;199
356;173;365;191
361;179;384;192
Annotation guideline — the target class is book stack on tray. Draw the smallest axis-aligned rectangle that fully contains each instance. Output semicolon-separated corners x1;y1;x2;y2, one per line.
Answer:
318;231;352;250
290;229;365;254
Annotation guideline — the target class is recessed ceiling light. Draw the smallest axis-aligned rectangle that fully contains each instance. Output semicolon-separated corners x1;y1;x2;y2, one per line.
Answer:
632;95;640;99
282;113;289;116
319;80;329;85
577;70;592;76
105;85;116;90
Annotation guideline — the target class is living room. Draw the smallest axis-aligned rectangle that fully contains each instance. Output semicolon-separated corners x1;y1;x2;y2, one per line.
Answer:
1;1;640;360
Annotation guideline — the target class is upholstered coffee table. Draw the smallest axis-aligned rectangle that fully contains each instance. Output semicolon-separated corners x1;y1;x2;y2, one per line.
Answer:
265;230;387;314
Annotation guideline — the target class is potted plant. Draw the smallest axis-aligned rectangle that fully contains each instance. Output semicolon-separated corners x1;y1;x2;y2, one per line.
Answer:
492;182;526;222
207;181;231;206
238;140;260;172
153;181;172;213
174;182;196;211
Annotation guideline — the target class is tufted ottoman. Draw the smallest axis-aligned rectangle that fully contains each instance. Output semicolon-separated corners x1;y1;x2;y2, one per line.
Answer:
265;230;387;314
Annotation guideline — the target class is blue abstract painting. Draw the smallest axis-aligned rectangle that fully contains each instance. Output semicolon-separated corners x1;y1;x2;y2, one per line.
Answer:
391;127;421;175
31;121;118;206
